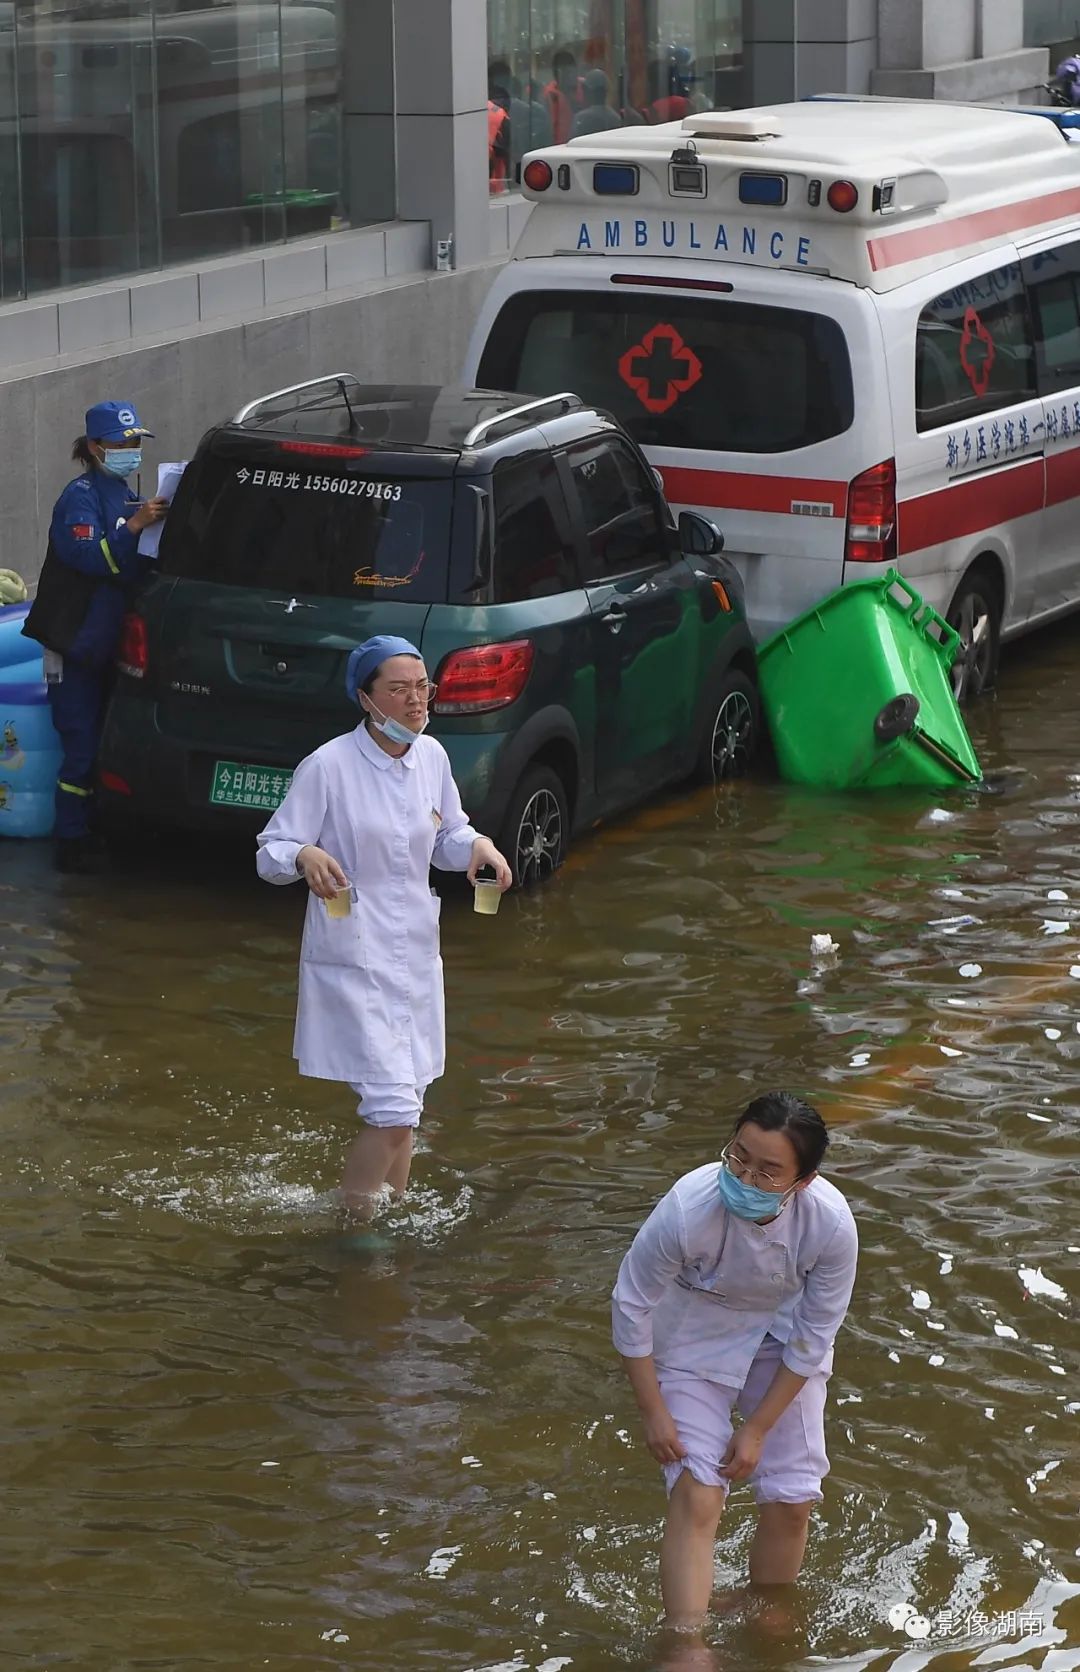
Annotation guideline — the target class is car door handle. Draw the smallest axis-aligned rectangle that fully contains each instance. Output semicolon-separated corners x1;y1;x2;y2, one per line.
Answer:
601;605;626;635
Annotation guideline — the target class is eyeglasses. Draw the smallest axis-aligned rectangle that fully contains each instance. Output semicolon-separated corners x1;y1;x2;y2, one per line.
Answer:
382;680;436;702
720;1143;795;1193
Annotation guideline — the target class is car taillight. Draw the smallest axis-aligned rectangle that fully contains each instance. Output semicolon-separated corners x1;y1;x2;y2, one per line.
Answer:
433;640;534;714
99;769;132;796
117;611;148;677
845;459;896;564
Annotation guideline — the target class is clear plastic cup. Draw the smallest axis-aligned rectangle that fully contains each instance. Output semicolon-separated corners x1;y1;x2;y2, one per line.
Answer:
325;883;352;919
473;880;501;916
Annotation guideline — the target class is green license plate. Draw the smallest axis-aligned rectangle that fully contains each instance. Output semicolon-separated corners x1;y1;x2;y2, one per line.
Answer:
209;760;293;811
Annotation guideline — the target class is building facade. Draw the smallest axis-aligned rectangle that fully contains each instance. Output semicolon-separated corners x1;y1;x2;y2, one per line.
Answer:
0;0;1050;584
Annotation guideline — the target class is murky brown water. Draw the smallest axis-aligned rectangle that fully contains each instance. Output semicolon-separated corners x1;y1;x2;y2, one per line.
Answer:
3;625;1079;1672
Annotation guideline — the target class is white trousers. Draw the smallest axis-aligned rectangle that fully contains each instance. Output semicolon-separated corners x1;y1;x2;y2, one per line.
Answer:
348;1080;429;1129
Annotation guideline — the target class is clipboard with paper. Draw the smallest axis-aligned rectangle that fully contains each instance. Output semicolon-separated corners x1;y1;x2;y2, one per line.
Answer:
137;461;188;558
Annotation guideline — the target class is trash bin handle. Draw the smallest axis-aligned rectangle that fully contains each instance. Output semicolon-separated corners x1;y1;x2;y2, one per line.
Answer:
885;571;961;659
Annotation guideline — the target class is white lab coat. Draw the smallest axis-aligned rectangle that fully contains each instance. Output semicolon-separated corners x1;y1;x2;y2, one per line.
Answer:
612;1164;858;1389
256;723;479;1085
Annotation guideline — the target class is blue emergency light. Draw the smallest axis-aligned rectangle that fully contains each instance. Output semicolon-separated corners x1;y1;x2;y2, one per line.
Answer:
593;163;639;195
739;172;788;207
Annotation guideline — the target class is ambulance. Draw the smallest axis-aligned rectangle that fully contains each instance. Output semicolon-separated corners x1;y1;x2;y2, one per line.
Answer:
465;97;1080;699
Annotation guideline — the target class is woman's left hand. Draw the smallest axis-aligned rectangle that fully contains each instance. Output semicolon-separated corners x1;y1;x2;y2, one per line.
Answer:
720;1422;765;1483
468;837;513;890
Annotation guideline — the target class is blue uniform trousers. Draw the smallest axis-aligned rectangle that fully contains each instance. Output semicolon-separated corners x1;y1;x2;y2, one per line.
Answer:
47;664;106;840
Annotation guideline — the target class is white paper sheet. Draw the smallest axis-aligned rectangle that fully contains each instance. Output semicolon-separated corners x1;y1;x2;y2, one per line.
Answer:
137;460;188;558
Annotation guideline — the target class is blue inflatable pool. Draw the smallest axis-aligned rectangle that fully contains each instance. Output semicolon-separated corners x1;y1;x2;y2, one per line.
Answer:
0;602;61;839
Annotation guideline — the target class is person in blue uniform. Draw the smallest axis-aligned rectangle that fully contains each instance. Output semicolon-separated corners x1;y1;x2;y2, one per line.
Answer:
23;400;167;872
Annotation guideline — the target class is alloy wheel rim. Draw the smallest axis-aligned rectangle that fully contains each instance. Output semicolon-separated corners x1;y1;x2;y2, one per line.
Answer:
710;690;754;780
515;788;563;885
949;591;993;700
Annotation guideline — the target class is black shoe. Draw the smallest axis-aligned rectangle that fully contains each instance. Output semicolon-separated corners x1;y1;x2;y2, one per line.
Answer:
55;836;109;875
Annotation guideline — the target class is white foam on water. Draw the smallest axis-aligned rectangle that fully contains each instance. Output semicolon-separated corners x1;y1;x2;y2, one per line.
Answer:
959;962;982;978
1042;919;1069;934
849;1052;871;1067
947;1511;970;1547
1045;1028;1063;1040
1019;1265;1068;1301
911;1289;931;1310
938;1253;954;1275
1027;1111;1053;1122
940;1045;962;1057
995;1323;1019;1339
424;1544;462;1579
928;1353;945;1366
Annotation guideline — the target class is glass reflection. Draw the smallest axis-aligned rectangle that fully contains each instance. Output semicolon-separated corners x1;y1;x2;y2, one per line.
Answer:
487;0;744;191
0;0;344;298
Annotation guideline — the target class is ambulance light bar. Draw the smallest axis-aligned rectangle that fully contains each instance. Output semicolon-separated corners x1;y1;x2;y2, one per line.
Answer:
739;172;787;207
593;163;638;195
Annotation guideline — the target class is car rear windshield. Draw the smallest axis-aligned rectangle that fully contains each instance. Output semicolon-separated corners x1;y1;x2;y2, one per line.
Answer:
477;290;854;454
162;452;453;603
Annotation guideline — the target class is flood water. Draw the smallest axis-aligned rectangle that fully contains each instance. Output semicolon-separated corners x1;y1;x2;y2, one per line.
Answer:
2;625;1079;1672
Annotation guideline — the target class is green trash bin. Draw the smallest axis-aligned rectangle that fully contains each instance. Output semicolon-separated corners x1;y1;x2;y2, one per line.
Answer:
757;569;983;790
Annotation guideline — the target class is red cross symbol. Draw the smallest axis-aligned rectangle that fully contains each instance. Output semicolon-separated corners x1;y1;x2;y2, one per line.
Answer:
959;306;995;398
618;323;703;414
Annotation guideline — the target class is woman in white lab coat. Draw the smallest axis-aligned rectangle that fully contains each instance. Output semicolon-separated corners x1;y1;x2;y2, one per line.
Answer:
612;1092;858;1637
257;635;512;1216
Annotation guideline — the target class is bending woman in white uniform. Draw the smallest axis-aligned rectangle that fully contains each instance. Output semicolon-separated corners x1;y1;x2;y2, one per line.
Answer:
612;1092;858;1635
256;635;511;1216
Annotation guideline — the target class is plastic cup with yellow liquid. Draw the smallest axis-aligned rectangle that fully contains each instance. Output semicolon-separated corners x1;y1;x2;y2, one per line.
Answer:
325;881;352;920
472;871;502;916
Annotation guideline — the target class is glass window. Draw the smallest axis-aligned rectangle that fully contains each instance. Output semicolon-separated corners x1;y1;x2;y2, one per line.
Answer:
915;263;1036;432
491;454;578;601
1023;242;1080;396
567;435;667;579
478;291;854;454
0;6;22;301
162;452;453;605
487;1;743;190
16;0;160;294
0;0;346;298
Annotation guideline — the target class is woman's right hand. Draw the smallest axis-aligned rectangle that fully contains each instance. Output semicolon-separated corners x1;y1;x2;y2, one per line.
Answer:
296;844;348;899
126;498;169;534
641;1403;687;1466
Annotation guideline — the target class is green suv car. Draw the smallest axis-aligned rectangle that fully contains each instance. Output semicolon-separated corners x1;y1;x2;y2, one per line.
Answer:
98;379;759;883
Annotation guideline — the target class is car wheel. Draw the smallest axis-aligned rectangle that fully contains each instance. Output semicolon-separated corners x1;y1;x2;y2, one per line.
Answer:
946;571;1001;703
499;765;569;888
696;670;760;783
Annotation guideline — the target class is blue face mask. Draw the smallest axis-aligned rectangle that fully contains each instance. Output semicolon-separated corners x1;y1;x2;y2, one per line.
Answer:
717;1162;793;1222
101;448;141;478
367;702;427;749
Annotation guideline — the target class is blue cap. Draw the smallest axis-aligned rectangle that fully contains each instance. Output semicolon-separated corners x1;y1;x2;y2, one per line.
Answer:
346;635;422;706
84;400;154;442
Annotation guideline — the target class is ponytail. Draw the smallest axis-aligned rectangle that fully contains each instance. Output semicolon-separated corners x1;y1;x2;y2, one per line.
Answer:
71;435;95;468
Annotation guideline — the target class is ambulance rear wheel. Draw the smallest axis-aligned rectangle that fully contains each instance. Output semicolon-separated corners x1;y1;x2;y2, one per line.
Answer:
499;765;568;889
946;571;1001;703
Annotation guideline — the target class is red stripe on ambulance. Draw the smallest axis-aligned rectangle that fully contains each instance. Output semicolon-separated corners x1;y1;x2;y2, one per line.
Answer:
898;459;1043;556
867;184;1080;273
659;466;848;518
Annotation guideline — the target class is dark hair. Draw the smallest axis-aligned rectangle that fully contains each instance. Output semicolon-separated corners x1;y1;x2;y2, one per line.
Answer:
71;435;96;467
733;1092;829;1178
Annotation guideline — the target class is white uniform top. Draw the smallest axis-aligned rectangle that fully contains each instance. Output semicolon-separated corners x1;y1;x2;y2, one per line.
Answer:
611;1163;858;1390
256;723;479;1086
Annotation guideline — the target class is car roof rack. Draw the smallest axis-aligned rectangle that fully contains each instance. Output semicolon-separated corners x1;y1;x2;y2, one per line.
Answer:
233;373;363;427
463;392;584;447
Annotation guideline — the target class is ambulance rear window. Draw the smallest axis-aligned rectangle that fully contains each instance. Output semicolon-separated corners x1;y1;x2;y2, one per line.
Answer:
477;291;853;454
